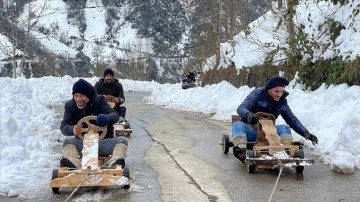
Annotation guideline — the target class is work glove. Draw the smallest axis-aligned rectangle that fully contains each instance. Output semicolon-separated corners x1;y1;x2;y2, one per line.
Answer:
96;114;109;127
247;113;259;125
304;132;318;145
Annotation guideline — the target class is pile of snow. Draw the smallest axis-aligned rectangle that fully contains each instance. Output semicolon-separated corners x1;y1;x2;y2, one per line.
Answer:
0;76;359;200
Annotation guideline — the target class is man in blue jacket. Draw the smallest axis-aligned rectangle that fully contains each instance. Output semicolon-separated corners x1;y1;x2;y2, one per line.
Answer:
60;79;128;169
232;76;318;162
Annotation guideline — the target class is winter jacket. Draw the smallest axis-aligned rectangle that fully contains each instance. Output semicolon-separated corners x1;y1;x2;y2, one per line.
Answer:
94;78;125;102
60;92;119;139
237;87;309;137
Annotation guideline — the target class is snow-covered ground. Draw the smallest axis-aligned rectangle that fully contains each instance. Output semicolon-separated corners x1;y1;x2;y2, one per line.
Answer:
0;76;359;199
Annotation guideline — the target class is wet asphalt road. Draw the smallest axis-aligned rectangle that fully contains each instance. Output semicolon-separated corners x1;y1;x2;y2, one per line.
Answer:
2;91;359;202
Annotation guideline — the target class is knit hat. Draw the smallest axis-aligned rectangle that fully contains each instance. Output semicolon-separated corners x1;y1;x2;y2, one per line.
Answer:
265;76;289;90
103;68;114;77
72;79;95;98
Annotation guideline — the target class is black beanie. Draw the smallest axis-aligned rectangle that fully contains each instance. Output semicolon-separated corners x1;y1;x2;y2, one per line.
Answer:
265;76;289;90
103;68;114;77
72;79;94;98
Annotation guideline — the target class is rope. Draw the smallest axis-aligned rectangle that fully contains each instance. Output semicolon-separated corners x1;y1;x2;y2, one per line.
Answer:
65;167;91;202
268;165;283;202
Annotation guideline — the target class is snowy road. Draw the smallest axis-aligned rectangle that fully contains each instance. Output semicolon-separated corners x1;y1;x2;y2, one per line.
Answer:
2;91;359;202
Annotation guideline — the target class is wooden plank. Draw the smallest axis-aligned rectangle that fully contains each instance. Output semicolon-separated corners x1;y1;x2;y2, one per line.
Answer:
245;158;315;166
114;123;132;136
81;132;99;170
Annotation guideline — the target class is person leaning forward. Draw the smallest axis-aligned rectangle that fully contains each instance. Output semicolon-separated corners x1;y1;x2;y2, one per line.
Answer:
232;76;318;162
60;78;128;169
94;68;126;121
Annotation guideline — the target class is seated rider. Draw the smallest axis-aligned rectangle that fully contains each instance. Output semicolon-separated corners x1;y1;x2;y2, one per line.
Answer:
60;79;128;169
182;71;196;83
94;68;126;121
187;71;196;83
232;76;318;162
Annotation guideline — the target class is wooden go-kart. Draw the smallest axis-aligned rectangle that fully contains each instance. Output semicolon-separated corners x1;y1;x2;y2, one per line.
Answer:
114;120;132;137
221;112;315;174
105;97;132;136
50;116;130;194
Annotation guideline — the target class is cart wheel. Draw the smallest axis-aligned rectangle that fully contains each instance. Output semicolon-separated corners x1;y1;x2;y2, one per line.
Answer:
222;134;230;154
247;150;256;174
123;167;130;189
51;169;60;194
296;149;305;174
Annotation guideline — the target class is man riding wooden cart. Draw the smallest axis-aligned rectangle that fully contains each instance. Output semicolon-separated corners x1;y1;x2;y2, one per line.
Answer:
221;113;315;174
50;79;131;194
50;116;130;193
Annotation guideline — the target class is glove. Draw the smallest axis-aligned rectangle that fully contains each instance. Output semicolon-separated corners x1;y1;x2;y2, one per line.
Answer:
96;114;109;127
304;132;318;145
247;113;259;125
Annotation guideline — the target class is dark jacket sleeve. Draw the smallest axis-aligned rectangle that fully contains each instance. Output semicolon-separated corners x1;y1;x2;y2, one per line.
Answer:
60;101;76;136
281;104;309;137
237;89;260;123
116;83;125;101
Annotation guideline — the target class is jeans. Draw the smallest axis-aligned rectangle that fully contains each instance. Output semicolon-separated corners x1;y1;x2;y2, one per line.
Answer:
232;121;291;142
63;136;128;156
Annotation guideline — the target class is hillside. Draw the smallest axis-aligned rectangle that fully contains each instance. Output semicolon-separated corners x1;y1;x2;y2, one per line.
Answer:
202;0;360;89
0;0;269;82
0;0;358;89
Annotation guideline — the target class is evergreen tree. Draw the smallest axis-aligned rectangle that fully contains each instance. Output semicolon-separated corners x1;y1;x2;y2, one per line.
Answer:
127;0;187;56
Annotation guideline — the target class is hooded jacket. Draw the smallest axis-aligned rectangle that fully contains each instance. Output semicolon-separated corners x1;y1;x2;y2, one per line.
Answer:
237;87;309;137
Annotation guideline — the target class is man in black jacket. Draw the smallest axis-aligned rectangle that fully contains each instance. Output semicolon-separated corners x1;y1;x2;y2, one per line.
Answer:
232;76;318;162
60;79;128;169
94;68;126;121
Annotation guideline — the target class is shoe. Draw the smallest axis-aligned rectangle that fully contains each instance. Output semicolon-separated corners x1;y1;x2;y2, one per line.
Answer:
233;146;246;164
112;158;125;168
60;158;77;169
106;144;127;168
105;158;125;169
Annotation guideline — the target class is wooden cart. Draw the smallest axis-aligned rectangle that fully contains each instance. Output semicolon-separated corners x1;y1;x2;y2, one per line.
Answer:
50;116;130;194
221;113;314;174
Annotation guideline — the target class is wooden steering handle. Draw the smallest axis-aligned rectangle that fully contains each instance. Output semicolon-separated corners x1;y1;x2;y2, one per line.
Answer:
76;115;107;140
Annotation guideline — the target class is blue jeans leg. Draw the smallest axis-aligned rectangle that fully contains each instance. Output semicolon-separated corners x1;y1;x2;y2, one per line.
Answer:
276;125;292;137
232;121;257;142
232;121;292;142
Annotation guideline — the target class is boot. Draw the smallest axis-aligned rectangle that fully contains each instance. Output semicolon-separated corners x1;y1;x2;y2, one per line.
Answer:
232;136;247;164
118;116;125;123
106;144;127;168
61;144;81;169
280;135;293;145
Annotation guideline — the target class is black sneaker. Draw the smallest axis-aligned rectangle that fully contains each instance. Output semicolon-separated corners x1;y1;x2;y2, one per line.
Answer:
233;146;246;164
106;158;125;169
113;159;125;168
60;158;77;169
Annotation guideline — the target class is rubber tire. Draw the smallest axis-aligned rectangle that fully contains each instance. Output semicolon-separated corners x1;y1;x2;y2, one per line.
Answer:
247;150;256;174
222;134;230;154
51;169;60;194
123;167;130;189
296;149;305;174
